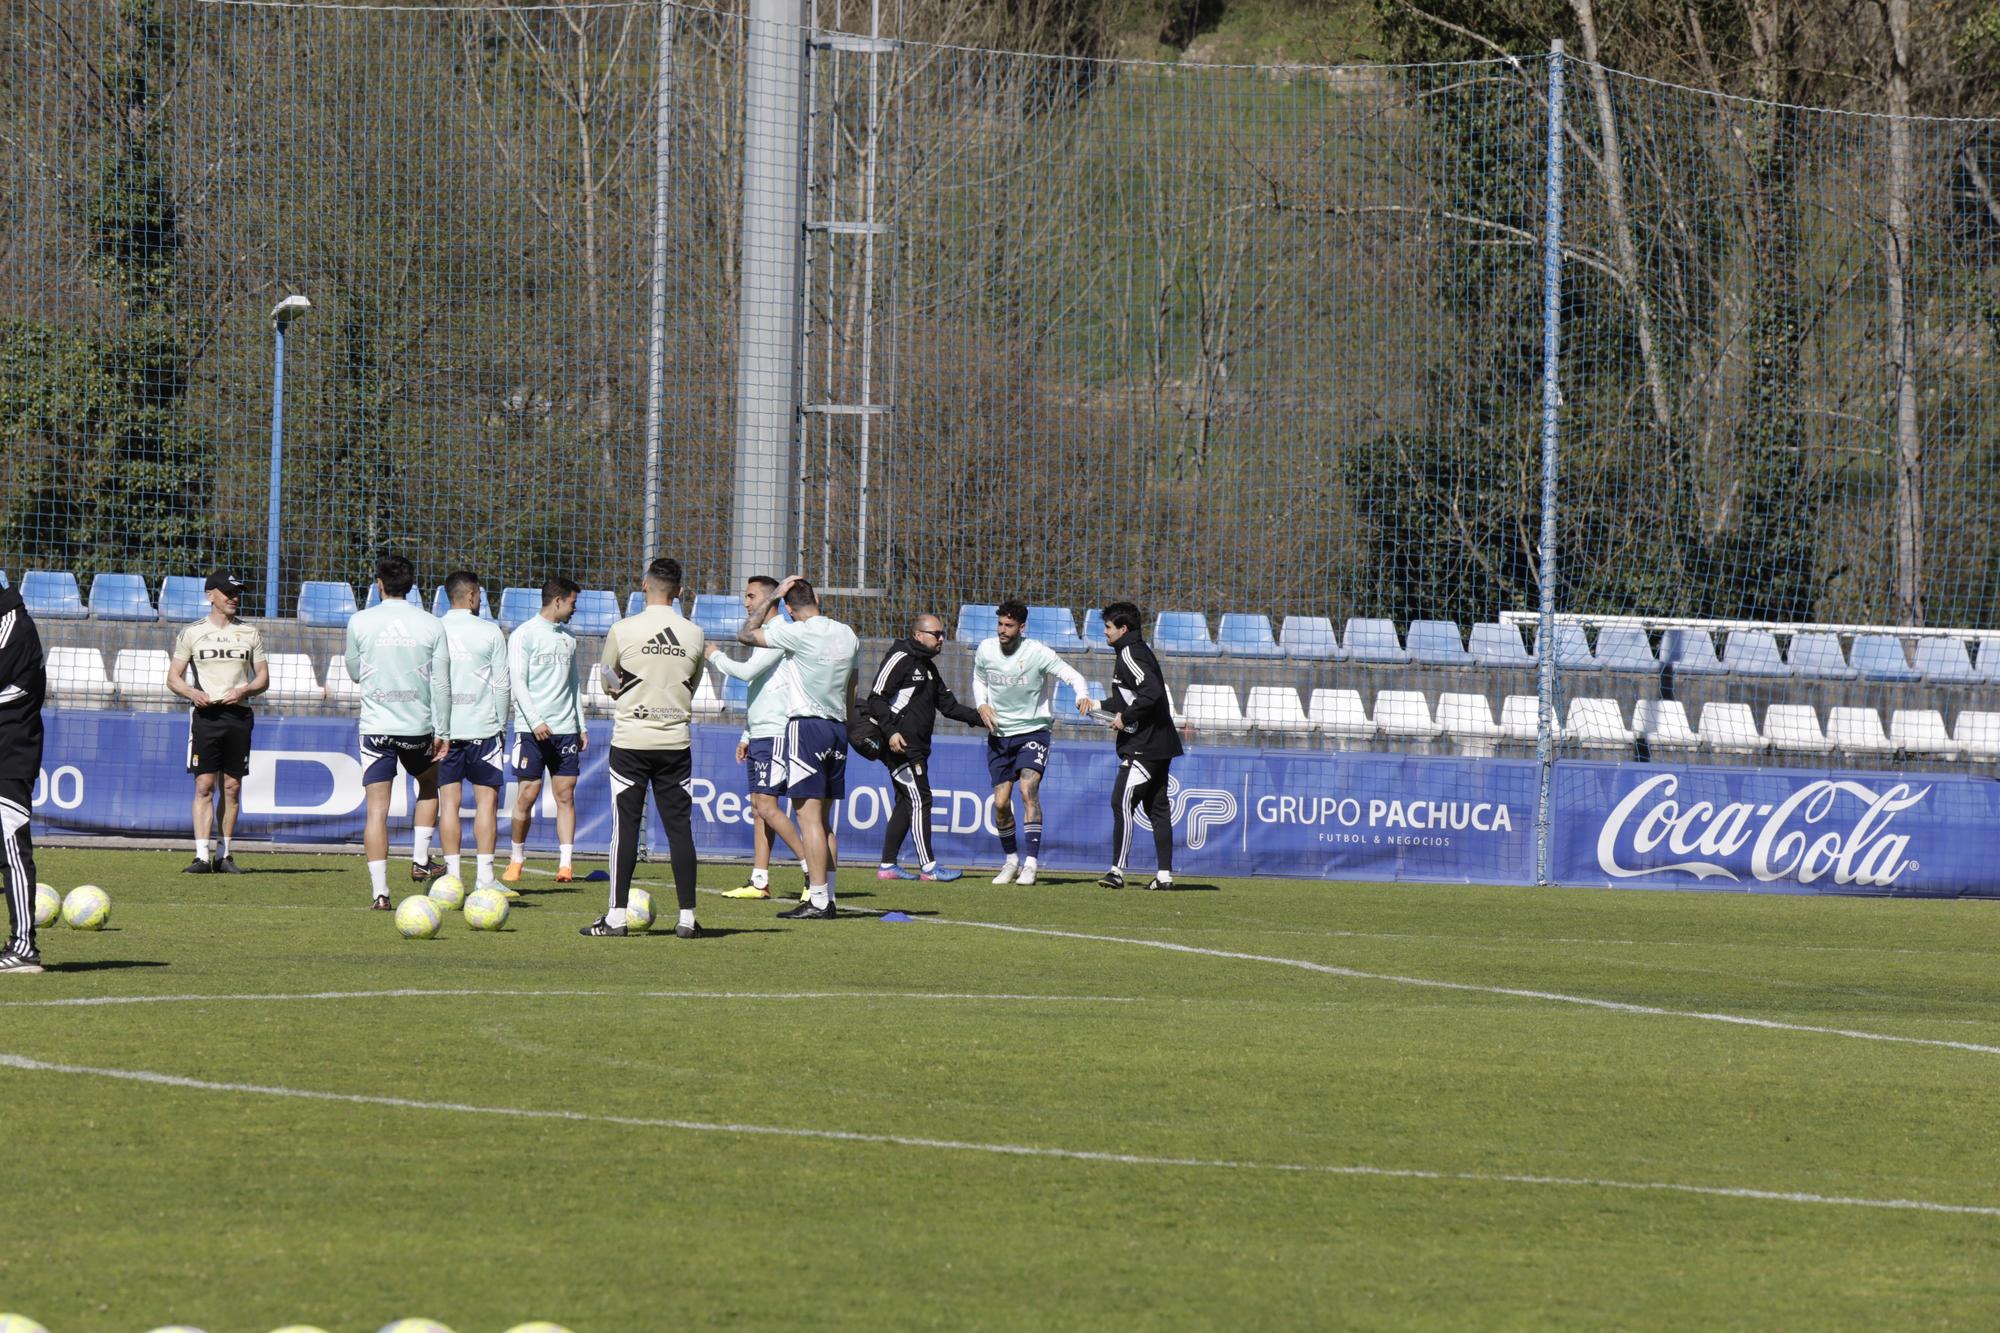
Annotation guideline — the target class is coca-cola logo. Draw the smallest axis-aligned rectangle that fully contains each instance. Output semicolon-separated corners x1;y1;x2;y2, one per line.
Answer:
1595;773;1929;887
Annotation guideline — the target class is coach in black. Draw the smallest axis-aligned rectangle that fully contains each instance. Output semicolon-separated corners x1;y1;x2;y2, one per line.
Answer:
864;613;986;881
0;581;47;973
1092;602;1183;891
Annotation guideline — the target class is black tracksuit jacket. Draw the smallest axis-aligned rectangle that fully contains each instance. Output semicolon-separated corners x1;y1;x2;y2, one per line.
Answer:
1104;634;1183;762
863;639;983;764
0;585;46;786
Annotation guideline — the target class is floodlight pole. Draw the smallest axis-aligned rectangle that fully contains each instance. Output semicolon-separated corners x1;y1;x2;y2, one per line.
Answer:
266;295;311;620
1533;44;1565;887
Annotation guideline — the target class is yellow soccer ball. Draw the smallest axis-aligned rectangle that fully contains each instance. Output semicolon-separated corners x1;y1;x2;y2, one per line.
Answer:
627;887;655;932
428;875;465;910
394;895;443;940
463;887;510;931
33;882;60;928
0;1314;51;1333
62;884;110;930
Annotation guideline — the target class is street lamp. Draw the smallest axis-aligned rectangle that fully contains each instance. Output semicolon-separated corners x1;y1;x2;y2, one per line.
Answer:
265;294;311;619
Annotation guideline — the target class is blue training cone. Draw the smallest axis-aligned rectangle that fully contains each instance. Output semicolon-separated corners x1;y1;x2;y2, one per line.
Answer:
879;911;913;923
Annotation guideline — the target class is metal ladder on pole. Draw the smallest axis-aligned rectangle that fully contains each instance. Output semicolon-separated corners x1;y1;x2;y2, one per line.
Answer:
798;0;897;598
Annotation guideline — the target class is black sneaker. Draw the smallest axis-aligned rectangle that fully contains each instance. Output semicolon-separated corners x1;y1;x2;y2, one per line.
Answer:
410;858;447;883
0;951;44;975
776;900;836;920
579;917;628;937
370;895;392;911
1144;877;1172;891
675;921;704;939
213;855;244;875
182;858;212;875
1097;870;1125;889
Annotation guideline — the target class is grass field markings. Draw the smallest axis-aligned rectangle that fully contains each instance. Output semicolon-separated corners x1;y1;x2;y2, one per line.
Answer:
4;1050;1996;1221
914;918;2000;1057
0;987;1143;1010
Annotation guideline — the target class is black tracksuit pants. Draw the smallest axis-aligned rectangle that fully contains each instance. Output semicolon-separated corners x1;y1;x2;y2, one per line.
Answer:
608;746;698;912
1;777;36;957
1110;756;1174;876
881;759;937;867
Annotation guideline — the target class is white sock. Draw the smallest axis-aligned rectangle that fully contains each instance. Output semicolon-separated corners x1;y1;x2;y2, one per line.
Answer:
880;861;896;870
445;854;462;879
678;909;695;928
606;907;628;928
1000;853;1018;866
476;854;495;886
412;826;433;865
367;860;388;896
1156;869;1173;884
559;843;573;869
921;860;938;874
809;882;831;908
510;842;526;862
219;837;231;859
750;867;769;888
194;838;210;862
1023;856;1037;871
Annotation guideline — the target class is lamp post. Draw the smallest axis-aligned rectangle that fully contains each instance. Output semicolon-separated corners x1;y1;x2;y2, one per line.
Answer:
266;294;311;619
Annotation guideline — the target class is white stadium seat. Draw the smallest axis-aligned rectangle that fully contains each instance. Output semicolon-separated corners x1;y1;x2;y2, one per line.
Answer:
1889;710;1956;760
1632;699;1699;750
1182;684;1248;734
1497;695;1551;744
1954;711;2000;760
1764;704;1832;754
1436;692;1500;756
264;653;323;707
324;655;361;706
113;649;174;707
583;664;616;715
1566;697;1634;749
1373;690;1439;741
45;647;114;707
1244;685;1312;735
1697;702;1763;754
691;670;723;717
1826;706;1893;756
1309;689;1372;741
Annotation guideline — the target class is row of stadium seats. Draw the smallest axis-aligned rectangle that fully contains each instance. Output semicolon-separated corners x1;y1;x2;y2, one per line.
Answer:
41;647;2000;762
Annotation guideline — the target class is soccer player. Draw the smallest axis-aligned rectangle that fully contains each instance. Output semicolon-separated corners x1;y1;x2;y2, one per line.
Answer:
167;570;269;875
344;555;452;909
585;558;706;938
704;575;811;899
0;579;47;974
436;571;509;895
504;578;587;884
973;598;1094;885
739;575;858;921
864;613;985;881
1093;601;1182;891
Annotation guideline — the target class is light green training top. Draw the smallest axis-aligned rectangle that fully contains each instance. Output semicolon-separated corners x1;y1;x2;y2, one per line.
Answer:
763;615;859;722
441;608;509;741
972;635;1093;737
508;614;584;735
343;596;452;736
709;645;786;742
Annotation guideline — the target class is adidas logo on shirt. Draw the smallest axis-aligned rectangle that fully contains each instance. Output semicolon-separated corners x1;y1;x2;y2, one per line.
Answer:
640;626;688;658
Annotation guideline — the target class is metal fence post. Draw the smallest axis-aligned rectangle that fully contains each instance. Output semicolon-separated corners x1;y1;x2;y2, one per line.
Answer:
1534;40;1566;887
641;0;676;568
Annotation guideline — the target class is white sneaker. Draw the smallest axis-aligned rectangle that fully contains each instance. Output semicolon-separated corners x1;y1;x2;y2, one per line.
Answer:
991;859;1019;885
1016;864;1037;885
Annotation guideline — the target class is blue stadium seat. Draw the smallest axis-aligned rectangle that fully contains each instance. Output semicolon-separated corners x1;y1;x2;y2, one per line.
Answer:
364;582;424;610
1407;620;1472;666
1594;627;1657;672
21;570;85;619
692;594;744;641
1467;622;1532;667
571;590;619;637
955;604;998;644
297;581;359;628
429;583;493;620
0;570;7;588
1027;605;1087;651
721;674;748;712
158;575;208;622
1849;634;1918;683
1053;676;1106;724
88;573;155;622
1080;607;1110;650
1657;627;1725;675
624;591;681;618
1342;618;1407;664
1546;624;1596;668
1278;616;1343;661
1977;638;2000;682
1720;630;1790;677
1912;638;1978;683
1787;632;1857;680
1216;613;1283;658
1153;612;1221;657
498;587;541;632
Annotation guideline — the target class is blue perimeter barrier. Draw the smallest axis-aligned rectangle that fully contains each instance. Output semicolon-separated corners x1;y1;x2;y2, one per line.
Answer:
28;712;1994;896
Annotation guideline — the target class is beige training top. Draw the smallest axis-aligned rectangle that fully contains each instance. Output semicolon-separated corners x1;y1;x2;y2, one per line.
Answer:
599;604;707;749
172;618;267;701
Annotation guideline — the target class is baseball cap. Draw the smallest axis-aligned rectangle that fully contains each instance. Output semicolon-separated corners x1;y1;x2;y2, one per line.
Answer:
205;570;247;597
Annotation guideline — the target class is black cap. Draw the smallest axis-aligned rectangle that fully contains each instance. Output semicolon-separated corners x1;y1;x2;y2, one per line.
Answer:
205;570;246;597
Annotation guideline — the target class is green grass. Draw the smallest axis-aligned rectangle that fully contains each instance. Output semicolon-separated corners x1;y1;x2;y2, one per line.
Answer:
4;849;2000;1331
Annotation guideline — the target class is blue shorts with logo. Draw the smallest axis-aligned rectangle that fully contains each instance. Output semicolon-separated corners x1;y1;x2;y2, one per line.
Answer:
361;733;438;785
987;728;1052;784
439;735;505;789
775;717;846;802
514;731;583;780
745;737;786;797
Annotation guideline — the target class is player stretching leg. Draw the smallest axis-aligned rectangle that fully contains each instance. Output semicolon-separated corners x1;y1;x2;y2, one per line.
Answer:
973;599;1093;885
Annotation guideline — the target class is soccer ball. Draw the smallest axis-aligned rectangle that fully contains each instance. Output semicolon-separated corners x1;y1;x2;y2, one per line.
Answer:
394;896;443;940
377;1321;455;1333
428;875;465;910
0;1314;51;1333
503;1324;575;1333
463;887;510;931
627;887;654;932
62;885;111;930
33;882;60;928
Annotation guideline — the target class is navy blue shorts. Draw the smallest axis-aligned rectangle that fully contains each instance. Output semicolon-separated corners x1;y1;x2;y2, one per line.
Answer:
439;735;504;789
986;729;1052;785
775;717;846;802
745;737;786;796
513;731;583;781
361;733;437;785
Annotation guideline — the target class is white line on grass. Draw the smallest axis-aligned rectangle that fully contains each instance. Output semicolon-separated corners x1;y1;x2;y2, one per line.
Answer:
1;1049;1993;1220
0;987;1139;1010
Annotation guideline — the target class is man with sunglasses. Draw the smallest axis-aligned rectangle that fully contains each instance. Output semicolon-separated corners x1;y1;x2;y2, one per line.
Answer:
860;613;985;882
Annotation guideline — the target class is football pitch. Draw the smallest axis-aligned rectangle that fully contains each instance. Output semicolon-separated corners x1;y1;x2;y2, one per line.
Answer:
3;850;1998;1330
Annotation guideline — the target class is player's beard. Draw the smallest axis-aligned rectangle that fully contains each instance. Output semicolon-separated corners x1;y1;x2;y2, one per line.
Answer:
1000;636;1022;656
